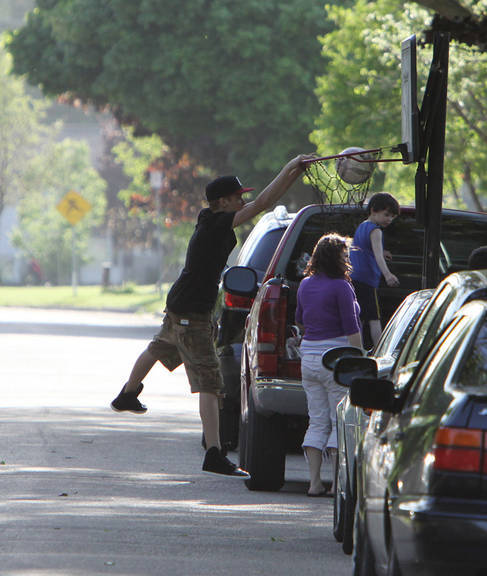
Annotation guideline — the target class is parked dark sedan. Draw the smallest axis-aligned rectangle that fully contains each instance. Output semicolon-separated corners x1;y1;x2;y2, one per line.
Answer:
351;295;487;576
325;288;433;554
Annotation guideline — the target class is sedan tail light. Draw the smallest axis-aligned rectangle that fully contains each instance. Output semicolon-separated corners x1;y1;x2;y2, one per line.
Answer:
431;426;485;497
433;427;483;473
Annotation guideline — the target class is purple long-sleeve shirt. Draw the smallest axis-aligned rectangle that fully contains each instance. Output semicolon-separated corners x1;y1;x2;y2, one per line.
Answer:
295;274;361;340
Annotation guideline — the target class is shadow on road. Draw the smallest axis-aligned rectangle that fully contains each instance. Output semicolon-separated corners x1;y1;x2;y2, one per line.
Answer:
1;407;350;575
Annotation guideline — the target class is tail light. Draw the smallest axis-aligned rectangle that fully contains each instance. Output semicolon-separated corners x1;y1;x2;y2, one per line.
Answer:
434;428;482;472
256;280;288;377
431;426;485;497
224;291;254;311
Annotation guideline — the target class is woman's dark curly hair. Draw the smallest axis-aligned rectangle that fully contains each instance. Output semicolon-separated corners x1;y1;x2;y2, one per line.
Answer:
304;232;352;281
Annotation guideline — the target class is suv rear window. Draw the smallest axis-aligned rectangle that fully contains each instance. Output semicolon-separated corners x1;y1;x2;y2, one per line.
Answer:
441;214;487;271
276;205;487;339
239;228;286;280
285;210;364;282
384;212;487;284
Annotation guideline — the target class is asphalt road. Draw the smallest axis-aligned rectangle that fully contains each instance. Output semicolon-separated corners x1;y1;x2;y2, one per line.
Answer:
0;307;352;576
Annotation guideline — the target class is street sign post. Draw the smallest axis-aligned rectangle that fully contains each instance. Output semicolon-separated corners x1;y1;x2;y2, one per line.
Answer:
56;190;92;226
56;190;92;294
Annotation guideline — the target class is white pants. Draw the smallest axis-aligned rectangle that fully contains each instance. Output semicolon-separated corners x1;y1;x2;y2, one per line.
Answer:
301;353;347;451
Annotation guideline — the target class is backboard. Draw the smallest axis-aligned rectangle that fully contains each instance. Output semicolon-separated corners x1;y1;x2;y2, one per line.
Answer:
401;35;419;164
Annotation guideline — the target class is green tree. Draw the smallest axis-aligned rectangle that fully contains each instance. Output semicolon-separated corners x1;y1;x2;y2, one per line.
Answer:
0;40;49;221
312;0;486;209
445;43;487;210
112;128;211;280
11;139;107;284
7;0;333;190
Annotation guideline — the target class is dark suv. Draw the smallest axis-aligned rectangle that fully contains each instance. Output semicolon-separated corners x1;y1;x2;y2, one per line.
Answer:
215;206;295;451
225;204;487;491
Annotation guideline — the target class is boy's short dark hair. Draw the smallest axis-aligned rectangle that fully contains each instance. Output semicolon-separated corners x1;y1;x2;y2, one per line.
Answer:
367;192;400;216
468;246;487;270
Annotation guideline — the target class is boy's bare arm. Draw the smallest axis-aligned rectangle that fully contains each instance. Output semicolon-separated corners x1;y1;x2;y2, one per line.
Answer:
370;229;400;287
232;154;314;228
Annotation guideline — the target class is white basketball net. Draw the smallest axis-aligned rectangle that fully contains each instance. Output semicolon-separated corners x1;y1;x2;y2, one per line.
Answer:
303;148;383;207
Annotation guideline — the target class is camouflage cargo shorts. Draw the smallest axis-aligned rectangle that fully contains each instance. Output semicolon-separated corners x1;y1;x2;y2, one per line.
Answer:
147;309;223;395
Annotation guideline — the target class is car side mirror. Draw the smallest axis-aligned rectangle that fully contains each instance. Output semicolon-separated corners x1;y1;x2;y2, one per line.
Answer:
350;378;396;412
223;266;258;297
333;356;378;388
322;346;364;371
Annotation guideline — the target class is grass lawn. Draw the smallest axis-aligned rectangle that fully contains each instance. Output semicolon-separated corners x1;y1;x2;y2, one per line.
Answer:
0;284;170;314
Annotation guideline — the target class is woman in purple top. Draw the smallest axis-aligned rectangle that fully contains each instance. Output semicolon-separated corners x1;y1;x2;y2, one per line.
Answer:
296;233;362;496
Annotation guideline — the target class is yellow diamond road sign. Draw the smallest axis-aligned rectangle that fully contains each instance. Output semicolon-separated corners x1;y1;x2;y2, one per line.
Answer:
57;190;92;226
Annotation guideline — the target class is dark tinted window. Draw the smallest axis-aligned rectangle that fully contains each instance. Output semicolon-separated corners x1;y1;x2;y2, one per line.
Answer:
455;317;487;393
383;215;424;291
441;215;487;272
244;228;285;280
286;210;364;281
384;212;487;282
406;317;469;414
399;284;454;366
374;291;431;359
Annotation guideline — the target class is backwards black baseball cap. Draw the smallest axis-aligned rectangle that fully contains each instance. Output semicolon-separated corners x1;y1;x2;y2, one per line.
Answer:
205;176;254;202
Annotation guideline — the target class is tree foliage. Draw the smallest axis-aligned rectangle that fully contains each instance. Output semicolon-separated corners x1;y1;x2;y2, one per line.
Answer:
113;130;209;224
0;40;49;218
7;0;333;190
312;0;486;209
111;128;212;280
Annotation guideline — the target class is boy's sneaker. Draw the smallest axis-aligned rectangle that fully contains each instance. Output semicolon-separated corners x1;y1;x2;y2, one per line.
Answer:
202;447;250;479
111;383;147;414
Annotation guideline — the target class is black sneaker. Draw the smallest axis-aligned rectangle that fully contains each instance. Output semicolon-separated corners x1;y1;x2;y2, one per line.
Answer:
111;383;147;414
202;447;250;479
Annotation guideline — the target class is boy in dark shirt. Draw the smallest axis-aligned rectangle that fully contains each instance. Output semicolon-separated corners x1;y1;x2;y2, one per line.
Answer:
350;192;400;347
111;154;313;477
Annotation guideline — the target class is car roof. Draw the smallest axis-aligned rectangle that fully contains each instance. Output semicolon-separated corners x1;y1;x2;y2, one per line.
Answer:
395;269;487;371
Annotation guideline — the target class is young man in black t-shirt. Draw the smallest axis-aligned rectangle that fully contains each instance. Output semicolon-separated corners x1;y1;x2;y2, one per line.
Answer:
111;153;313;477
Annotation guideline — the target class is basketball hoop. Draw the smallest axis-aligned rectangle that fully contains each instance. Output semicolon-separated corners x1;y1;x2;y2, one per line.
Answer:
302;146;403;207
